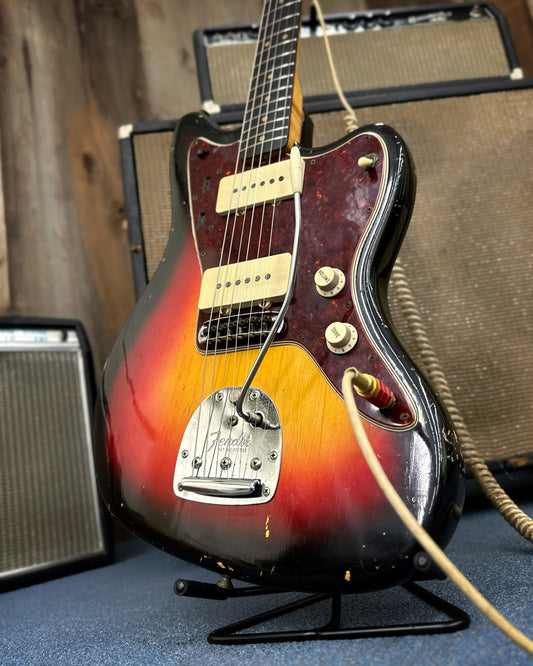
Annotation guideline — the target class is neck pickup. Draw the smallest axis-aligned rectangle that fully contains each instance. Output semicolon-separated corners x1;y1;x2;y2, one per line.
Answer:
216;157;304;215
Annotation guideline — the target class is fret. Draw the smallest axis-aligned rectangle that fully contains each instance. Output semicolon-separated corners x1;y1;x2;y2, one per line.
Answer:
245;134;290;153
252;46;298;77
258;17;300;36
263;5;301;19
243;101;292;119
255;24;299;43
260;6;300;26
240;124;290;139
256;21;299;45
250;50;298;77
241;113;290;131
246;94;292;108
247;90;293;105
243;108;292;135
240;134;291;153
240;122;291;142
248;74;294;91
247;92;293;105
262;7;301;23
257;21;300;39
252;46;298;68
245;96;292;109
245;126;291;141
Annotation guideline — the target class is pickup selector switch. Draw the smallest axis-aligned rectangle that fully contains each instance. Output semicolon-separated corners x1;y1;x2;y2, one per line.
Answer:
358;153;379;170
325;322;358;354
314;266;346;298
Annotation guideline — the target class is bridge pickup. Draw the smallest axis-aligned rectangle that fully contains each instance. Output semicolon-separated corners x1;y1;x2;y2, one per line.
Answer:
178;477;262;498
198;253;291;312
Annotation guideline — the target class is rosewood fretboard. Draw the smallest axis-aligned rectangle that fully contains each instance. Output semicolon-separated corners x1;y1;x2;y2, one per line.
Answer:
240;0;302;163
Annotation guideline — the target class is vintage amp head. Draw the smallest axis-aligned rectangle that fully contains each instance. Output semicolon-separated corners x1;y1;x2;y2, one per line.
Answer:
194;2;522;115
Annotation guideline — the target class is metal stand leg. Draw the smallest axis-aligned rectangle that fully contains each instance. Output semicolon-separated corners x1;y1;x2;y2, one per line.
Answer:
175;577;470;645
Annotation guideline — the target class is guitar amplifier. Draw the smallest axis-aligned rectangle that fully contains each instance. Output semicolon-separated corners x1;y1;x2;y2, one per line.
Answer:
0;318;111;590
194;2;522;115
117;5;533;487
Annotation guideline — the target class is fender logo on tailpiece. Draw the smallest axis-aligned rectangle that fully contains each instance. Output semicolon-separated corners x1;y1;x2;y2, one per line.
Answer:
173;386;282;506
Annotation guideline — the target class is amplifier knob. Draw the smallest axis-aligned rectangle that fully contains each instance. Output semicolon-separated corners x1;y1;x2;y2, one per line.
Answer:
325;322;358;354
314;266;345;297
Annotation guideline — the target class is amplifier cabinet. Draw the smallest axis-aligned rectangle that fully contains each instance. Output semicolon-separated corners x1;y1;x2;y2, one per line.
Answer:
118;75;533;483
0;318;111;590
117;4;533;487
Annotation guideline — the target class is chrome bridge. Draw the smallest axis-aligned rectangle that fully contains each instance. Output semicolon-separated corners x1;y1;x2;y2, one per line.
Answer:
197;311;285;350
173;387;282;505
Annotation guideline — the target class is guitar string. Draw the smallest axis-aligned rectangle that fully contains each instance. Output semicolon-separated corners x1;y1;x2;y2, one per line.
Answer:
214;0;280;481
235;32;282;480
197;0;294;481
192;0;300;482
224;1;300;481
191;78;262;477
195;32;270;481
225;1;301;482
237;2;302;480
191;133;253;477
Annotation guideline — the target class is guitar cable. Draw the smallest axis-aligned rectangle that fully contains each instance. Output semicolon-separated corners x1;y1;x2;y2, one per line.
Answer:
311;0;533;548
309;0;533;655
310;0;359;132
342;368;533;657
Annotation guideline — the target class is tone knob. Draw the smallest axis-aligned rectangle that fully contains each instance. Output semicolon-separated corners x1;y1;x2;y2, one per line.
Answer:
325;322;358;354
314;266;346;298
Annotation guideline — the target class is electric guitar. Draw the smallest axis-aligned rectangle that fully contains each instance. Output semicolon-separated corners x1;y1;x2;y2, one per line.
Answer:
95;0;464;594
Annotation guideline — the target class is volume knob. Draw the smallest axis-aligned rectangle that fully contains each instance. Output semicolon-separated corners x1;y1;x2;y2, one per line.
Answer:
314;266;345;298
325;322;358;354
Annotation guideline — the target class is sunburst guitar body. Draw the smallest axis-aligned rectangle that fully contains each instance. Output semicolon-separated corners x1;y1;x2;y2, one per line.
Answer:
95;110;464;594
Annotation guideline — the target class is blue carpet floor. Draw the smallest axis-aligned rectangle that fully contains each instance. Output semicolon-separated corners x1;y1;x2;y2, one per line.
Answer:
1;500;532;665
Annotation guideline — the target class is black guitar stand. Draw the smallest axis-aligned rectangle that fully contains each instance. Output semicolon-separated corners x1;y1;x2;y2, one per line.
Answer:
174;572;470;645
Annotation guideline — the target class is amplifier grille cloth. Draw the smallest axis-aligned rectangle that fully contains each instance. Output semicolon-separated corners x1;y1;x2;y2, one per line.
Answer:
207;19;511;106
133;132;174;277
130;88;533;463
0;349;104;577
133;132;175;278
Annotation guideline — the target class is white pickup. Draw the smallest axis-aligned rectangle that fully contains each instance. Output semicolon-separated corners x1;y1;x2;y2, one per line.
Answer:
198;253;292;312
215;157;304;215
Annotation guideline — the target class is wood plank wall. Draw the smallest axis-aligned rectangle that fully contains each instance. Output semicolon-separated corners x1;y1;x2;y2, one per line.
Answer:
0;0;532;375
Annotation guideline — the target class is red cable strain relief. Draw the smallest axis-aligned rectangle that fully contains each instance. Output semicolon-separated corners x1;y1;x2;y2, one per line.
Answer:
365;379;395;410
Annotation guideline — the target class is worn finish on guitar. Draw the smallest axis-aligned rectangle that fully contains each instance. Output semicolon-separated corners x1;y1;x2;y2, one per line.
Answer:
95;112;464;594
189;131;414;428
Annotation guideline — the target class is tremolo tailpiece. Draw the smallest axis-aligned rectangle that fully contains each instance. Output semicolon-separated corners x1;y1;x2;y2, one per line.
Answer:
173;387;282;505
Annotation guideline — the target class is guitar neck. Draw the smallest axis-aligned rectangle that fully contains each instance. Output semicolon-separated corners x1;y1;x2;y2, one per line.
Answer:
240;0;302;163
